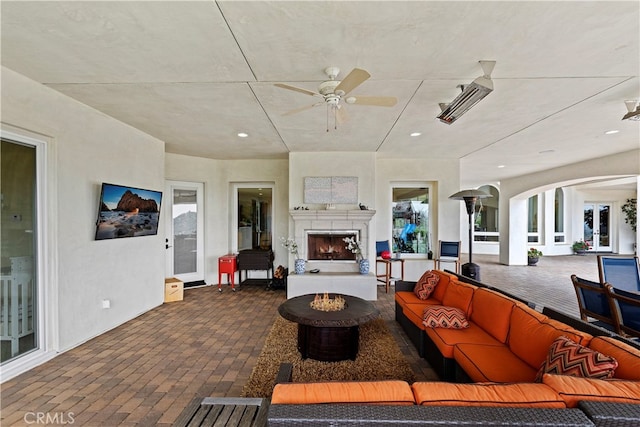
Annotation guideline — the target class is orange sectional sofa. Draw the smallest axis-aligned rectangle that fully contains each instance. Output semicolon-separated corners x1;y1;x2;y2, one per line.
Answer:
266;270;640;426
269;363;640;426
395;270;640;385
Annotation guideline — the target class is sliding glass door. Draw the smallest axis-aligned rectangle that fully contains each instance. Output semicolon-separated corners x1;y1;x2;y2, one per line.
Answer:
1;138;38;364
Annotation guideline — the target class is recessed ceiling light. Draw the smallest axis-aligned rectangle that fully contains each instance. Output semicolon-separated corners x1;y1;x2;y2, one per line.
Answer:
605;130;619;135
497;165;505;168
410;132;422;137
237;132;249;138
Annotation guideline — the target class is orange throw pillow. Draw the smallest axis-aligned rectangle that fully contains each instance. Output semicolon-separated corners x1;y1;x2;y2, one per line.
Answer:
413;270;439;300
535;336;618;382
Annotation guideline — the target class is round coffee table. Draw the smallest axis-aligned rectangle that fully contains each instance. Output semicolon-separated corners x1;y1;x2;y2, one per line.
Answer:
278;294;380;361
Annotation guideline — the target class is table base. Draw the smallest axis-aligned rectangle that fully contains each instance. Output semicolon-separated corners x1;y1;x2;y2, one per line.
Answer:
297;324;359;361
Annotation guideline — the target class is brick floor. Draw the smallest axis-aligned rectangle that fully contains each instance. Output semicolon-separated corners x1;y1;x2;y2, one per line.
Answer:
0;254;596;426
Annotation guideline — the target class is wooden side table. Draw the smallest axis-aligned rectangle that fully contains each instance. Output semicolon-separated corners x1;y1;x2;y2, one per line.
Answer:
218;254;237;292
376;258;405;293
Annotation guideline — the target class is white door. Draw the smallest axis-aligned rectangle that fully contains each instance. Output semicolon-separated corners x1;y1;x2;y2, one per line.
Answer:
583;202;612;252
165;181;205;284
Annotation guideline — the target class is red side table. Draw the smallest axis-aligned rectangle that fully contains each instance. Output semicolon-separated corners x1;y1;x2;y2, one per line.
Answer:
218;254;237;292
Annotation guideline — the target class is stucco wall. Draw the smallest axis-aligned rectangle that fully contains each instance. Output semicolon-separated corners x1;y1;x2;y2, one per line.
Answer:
1;66;166;355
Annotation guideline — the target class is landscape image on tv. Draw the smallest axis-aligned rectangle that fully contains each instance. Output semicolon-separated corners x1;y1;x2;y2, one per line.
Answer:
95;183;162;240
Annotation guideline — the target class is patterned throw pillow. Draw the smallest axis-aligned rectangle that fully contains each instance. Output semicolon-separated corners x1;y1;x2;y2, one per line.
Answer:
535;336;618;382
422;305;470;329
413;270;440;300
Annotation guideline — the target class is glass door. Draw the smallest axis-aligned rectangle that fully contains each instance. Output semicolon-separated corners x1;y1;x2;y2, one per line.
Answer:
165;181;204;285
1;139;38;364
583;203;612;252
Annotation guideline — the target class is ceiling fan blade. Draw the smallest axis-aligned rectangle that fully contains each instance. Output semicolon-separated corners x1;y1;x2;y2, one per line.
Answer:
334;68;370;96
347;96;398;107
283;102;322;116
274;83;320;97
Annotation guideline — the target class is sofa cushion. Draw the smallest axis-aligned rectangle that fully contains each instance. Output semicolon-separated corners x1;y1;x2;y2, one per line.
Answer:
414;270;440;300
508;304;592;370
470;288;516;344
270;381;416;405
431;270;454;302
535;336;618;382
395;291;430;309
442;280;476;316
542;373;640;407
412;381;566;408
422;305;469;329
587;336;640;380
403;302;439;331
454;343;539;383
425;323;502;359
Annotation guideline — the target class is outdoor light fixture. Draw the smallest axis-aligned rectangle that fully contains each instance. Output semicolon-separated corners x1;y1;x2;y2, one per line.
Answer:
449;189;492;280
437;60;496;125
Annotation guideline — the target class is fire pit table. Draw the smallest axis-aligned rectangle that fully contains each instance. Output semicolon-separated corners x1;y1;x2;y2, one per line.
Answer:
277;294;380;361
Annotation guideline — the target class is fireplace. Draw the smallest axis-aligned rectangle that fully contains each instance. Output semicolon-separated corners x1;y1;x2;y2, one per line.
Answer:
307;231;358;261
289;209;375;273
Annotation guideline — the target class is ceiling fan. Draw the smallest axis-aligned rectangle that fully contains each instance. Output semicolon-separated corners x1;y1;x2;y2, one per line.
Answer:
274;67;397;130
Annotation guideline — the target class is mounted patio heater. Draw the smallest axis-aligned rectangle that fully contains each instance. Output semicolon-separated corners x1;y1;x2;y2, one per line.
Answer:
437;61;496;125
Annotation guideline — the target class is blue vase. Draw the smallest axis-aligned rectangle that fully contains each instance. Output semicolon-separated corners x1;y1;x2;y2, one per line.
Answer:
294;258;306;274
359;259;370;274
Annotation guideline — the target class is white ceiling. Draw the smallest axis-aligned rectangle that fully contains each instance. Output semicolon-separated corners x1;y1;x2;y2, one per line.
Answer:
2;1;639;185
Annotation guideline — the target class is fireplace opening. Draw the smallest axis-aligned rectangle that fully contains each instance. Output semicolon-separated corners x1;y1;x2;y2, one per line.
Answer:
307;231;358;261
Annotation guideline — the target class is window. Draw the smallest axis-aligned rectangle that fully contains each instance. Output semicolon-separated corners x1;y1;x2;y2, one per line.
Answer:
474;185;499;242
554;188;565;243
391;186;430;255
528;195;539;243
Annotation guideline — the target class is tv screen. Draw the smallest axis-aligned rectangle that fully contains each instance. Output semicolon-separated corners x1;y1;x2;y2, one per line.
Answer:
95;183;162;240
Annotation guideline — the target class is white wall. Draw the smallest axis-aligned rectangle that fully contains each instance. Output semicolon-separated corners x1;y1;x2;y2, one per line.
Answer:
165;154;289;280
1;67;166;362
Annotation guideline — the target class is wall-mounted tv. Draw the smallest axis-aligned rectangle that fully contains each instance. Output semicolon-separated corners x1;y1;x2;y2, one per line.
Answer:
95;183;162;240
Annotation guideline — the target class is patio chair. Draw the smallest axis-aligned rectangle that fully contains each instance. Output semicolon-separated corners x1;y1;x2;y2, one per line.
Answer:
433;240;461;274
570;275;618;333
597;255;640;292
605;284;640;339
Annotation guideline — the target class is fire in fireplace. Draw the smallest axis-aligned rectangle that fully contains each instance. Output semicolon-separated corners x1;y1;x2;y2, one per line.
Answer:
307;231;358;261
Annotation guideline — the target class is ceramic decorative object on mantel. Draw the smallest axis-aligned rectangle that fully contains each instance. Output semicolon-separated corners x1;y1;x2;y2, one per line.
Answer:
359;259;370;274
527;248;542;266
281;236;305;274
294;258;306;275
571;240;590;255
344;236;369;273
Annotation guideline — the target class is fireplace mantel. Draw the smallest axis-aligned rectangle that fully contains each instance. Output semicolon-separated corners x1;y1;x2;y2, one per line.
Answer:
289;209;376;222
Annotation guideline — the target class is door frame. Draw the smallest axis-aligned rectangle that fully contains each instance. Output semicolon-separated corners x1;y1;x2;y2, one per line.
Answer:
0;128;58;381
165;180;205;284
230;182;275;253
583;202;613;252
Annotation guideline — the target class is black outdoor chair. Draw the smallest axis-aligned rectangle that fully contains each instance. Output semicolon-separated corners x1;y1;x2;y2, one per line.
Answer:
605;284;640;339
570;274;618;333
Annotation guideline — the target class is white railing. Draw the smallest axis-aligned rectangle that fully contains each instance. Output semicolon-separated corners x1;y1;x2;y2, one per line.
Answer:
1;256;34;358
